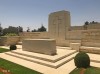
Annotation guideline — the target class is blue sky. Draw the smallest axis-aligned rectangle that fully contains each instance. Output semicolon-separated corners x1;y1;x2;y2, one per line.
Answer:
0;0;100;31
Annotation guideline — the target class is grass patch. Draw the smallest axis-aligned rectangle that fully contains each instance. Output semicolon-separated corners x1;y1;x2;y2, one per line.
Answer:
70;66;100;74
0;72;4;74
0;48;10;53
0;58;42;74
0;72;3;74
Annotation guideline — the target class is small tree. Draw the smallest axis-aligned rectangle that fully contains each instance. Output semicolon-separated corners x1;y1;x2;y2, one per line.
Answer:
37;25;46;32
0;23;3;36
32;29;37;32
17;26;23;32
84;21;89;30
84;21;89;25
27;27;30;32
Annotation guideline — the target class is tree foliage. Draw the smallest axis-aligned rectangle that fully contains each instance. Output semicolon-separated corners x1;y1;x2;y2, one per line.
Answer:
27;27;30;32
3;26;18;35
0;26;2;32
32;29;37;32
17;26;23;32
84;21;89;25
0;23;3;36
31;25;46;32
37;25;46;32
84;21;99;25
2;26;23;36
0;27;2;35
90;21;98;24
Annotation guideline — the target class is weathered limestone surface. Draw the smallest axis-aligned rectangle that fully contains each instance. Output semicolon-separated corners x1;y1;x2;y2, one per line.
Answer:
71;23;100;30
70;43;81;51
19;32;49;41
0;36;20;46
48;10;71;40
22;39;57;55
82;30;100;47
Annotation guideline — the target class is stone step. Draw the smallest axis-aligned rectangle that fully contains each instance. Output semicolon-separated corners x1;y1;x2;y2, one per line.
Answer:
44;60;76;74
0;53;76;74
10;50;77;63
87;53;100;63
80;46;100;54
91;62;100;68
4;52;77;69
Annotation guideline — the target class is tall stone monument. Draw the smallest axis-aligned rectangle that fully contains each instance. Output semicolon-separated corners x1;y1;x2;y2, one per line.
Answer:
48;10;71;40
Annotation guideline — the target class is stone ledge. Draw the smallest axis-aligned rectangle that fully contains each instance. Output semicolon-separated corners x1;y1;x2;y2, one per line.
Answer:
80;46;100;54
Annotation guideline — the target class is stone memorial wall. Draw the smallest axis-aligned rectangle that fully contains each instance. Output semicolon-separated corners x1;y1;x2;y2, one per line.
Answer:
48;10;70;40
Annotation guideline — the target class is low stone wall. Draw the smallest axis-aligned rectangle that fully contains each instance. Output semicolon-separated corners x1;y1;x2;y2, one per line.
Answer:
10;29;100;47
81;30;100;47
19;32;49;41
64;29;100;47
71;23;100;30
0;36;20;46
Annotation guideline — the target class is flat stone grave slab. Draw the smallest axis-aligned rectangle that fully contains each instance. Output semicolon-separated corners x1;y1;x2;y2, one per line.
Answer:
22;39;57;55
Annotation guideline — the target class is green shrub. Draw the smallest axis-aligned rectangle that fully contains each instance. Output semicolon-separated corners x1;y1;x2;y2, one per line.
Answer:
74;52;90;68
5;33;18;36
10;45;17;50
